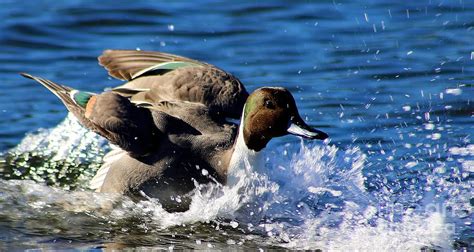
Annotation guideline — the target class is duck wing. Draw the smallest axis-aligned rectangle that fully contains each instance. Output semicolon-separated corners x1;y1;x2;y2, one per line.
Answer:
99;50;249;119
99;49;208;81
20;73;164;157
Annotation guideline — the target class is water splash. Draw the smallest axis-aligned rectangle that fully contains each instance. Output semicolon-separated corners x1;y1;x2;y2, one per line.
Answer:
0;114;471;250
1;114;108;189
12;113;108;161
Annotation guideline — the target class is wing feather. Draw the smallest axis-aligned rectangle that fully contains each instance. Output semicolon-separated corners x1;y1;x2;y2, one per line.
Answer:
98;49;208;81
100;50;249;119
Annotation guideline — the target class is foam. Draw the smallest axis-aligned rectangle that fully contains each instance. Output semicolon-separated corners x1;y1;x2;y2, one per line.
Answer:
1;114;470;250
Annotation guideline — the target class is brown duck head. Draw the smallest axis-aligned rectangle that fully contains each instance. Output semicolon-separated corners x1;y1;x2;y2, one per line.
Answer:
242;87;328;151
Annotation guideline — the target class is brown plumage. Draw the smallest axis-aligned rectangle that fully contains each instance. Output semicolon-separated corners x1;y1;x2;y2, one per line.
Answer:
22;50;249;211
98;49;210;81
22;49;327;212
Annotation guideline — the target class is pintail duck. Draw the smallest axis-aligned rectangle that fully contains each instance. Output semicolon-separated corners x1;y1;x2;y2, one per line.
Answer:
21;50;328;212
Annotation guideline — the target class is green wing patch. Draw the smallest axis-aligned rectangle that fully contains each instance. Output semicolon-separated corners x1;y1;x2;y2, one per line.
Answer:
131;61;202;79
72;91;94;108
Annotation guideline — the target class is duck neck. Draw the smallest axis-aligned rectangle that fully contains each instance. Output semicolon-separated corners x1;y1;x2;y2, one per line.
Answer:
226;110;262;186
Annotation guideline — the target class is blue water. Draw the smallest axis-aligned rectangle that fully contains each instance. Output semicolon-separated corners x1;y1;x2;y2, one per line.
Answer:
0;0;472;250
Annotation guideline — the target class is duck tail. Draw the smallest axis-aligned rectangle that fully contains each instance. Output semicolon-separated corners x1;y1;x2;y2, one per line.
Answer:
20;73;95;112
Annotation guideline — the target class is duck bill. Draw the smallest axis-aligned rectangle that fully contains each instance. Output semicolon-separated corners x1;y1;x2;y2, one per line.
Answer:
287;116;328;140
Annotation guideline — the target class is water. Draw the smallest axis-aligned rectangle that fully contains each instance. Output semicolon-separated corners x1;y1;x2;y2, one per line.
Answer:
0;0;472;250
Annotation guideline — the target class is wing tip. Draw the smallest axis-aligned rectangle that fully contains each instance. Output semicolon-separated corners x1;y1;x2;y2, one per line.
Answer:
98;49;122;66
19;72;34;79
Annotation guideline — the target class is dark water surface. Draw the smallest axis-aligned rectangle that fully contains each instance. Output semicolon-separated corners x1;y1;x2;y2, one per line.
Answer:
0;0;472;250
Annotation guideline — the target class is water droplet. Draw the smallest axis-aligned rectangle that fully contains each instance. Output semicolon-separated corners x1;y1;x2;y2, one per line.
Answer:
425;123;435;130
431;133;441;140
230;221;238;228
445;88;462;96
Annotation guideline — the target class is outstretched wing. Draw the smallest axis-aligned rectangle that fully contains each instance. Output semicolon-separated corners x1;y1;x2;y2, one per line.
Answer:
98;50;249;119
98;49;210;81
21;73;162;157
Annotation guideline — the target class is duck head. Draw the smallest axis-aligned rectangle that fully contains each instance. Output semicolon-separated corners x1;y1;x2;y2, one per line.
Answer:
242;87;328;151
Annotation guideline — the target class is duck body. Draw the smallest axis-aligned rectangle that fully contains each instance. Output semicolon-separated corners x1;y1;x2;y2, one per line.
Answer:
22;50;327;212
97;102;238;211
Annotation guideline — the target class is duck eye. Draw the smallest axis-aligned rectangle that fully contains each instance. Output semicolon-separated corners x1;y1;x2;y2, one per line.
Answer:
264;99;275;109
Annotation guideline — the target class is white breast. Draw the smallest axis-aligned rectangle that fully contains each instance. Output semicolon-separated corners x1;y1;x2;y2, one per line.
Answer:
226;111;263;187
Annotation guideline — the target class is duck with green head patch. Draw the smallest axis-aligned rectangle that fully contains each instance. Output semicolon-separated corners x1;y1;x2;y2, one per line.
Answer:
22;49;328;212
